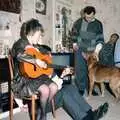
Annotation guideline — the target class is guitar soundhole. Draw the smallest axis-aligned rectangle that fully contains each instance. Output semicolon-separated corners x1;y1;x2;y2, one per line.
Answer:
33;54;37;71
34;65;37;71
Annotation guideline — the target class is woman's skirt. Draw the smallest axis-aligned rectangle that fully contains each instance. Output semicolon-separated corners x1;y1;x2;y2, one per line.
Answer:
11;74;53;98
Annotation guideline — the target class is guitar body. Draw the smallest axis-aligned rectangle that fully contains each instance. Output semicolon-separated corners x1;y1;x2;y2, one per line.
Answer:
19;47;53;78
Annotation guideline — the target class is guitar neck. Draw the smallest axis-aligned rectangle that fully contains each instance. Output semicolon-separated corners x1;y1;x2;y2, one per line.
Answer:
48;64;67;69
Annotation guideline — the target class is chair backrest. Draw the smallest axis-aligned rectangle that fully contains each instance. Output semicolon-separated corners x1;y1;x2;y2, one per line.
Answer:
8;51;14;120
8;51;14;81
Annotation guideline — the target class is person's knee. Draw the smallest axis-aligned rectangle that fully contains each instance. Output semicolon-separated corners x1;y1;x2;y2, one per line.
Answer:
49;83;58;93
39;84;50;98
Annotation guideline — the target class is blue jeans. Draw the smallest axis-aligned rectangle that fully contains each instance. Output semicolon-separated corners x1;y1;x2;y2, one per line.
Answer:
74;48;88;93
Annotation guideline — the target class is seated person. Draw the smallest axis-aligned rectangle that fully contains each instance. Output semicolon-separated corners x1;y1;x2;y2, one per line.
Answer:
11;18;62;120
99;33;119;66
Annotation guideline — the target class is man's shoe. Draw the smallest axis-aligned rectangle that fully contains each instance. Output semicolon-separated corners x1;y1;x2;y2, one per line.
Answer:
93;102;109;120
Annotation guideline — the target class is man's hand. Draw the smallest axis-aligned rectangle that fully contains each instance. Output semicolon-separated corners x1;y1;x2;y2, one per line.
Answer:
94;43;103;61
73;43;79;51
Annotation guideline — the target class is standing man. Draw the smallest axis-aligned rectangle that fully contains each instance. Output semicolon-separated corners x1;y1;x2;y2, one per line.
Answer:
71;6;104;95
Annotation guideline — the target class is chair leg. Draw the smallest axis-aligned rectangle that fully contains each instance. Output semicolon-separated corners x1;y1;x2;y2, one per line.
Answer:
9;92;13;120
51;99;56;120
31;95;35;120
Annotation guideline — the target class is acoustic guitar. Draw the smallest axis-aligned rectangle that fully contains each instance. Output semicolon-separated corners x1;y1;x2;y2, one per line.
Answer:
19;47;54;78
19;47;73;79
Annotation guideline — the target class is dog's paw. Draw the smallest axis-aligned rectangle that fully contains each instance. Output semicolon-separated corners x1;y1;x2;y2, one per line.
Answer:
101;94;105;97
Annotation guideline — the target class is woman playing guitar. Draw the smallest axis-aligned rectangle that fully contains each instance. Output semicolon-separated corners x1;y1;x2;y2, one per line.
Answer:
11;19;72;120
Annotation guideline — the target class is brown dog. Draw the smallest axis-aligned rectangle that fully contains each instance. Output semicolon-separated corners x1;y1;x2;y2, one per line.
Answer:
87;54;120;101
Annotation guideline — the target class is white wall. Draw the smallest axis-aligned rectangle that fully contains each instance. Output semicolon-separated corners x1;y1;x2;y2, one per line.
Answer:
0;11;21;50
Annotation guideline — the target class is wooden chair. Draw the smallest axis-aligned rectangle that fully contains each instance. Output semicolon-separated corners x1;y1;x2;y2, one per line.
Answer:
8;53;56;120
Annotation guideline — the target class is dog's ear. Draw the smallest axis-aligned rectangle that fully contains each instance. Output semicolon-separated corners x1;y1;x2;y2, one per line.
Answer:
87;55;93;65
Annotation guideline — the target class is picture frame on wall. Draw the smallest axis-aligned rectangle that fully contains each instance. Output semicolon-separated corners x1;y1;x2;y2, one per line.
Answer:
0;0;21;14
36;0;47;15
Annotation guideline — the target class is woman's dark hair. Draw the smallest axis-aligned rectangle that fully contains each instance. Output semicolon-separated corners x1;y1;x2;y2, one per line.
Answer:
20;18;44;38
83;6;96;15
